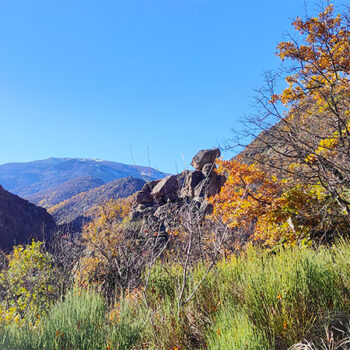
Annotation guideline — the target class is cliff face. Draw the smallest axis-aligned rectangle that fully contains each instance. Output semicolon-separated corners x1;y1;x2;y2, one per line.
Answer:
0;185;56;250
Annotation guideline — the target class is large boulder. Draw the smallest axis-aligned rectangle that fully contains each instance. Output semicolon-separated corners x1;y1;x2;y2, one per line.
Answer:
134;191;154;205
202;163;216;178
194;172;226;198
179;170;204;198
191;148;221;170
141;179;161;193
151;175;179;198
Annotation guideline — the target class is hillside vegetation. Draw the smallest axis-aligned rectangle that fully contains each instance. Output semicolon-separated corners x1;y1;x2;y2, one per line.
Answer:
48;176;145;225
2;241;350;349
0;4;349;349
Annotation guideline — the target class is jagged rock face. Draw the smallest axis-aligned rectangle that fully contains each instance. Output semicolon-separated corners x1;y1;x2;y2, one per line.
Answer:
194;171;226;198
132;148;225;235
191;148;221;170
0;185;56;251
179;171;204;198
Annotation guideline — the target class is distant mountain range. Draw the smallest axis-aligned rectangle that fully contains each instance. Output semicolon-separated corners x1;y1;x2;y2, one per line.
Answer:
0;158;167;199
0;158;167;234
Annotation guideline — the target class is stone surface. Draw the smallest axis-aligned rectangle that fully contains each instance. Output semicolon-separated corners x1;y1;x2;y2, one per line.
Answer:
151;175;179;198
194;172;225;198
202;163;216;178
141;179;161;193
179;170;204;198
176;170;190;189
191;148;221;170
135;191;154;205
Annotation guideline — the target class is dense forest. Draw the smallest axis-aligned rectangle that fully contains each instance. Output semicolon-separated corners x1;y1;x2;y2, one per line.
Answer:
1;4;350;349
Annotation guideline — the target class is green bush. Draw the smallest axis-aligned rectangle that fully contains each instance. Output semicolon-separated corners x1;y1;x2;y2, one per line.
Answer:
2;241;350;349
0;289;141;350
0;240;59;325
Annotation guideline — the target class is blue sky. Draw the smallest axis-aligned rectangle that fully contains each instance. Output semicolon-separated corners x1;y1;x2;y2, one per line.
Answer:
0;0;346;173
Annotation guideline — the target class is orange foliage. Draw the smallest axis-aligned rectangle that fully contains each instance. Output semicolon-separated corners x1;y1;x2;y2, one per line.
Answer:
75;197;133;288
276;5;350;104
209;159;338;245
209;158;281;232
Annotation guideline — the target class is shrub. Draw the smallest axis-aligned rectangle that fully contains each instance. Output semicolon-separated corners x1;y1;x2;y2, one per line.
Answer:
0;241;59;325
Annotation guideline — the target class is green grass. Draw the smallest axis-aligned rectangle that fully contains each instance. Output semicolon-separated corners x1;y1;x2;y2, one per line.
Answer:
2;241;350;349
0;289;141;350
206;308;270;350
140;243;350;349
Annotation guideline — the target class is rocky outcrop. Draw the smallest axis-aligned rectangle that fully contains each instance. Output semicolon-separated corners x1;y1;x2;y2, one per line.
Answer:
151;175;179;199
179;171;204;198
132;148;225;236
191;148;221;170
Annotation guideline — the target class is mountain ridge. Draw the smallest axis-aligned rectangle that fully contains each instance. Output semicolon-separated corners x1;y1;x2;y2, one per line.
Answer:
0;157;168;198
48;176;145;226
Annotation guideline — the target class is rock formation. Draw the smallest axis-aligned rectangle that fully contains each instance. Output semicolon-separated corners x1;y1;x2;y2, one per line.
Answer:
131;148;225;235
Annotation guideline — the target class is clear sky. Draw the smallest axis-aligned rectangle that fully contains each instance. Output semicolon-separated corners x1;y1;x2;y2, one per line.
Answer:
0;0;347;173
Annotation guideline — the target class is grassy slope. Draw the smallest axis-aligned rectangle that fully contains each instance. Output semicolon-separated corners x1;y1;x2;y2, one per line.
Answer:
2;241;350;349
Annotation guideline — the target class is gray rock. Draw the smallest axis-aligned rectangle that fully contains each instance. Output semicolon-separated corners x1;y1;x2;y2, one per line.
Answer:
141;179;161;193
164;192;178;203
135;191;154;205
179;170;204;198
154;202;180;220
194;171;225;198
191;148;221;170
202;163;216;178
151;175;179;198
199;200;213;216
130;210;143;221
135;203;155;211
176;170;190;189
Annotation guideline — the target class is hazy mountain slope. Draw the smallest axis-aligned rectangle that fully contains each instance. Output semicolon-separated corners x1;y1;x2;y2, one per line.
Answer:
0;185;56;250
0;158;167;198
26;176;105;208
49;176;145;225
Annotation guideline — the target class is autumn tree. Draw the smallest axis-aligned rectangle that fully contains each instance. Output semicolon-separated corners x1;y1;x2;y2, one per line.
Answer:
220;4;350;243
75;197;169;299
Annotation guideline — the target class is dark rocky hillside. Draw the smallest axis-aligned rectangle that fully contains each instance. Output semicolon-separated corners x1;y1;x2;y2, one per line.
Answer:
0;185;56;250
49;176;145;226
0;158;167;198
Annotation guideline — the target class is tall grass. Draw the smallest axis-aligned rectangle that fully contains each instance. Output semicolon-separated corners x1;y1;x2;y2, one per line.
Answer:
206;308;270;350
140;243;350;349
1;242;350;349
0;289;141;350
